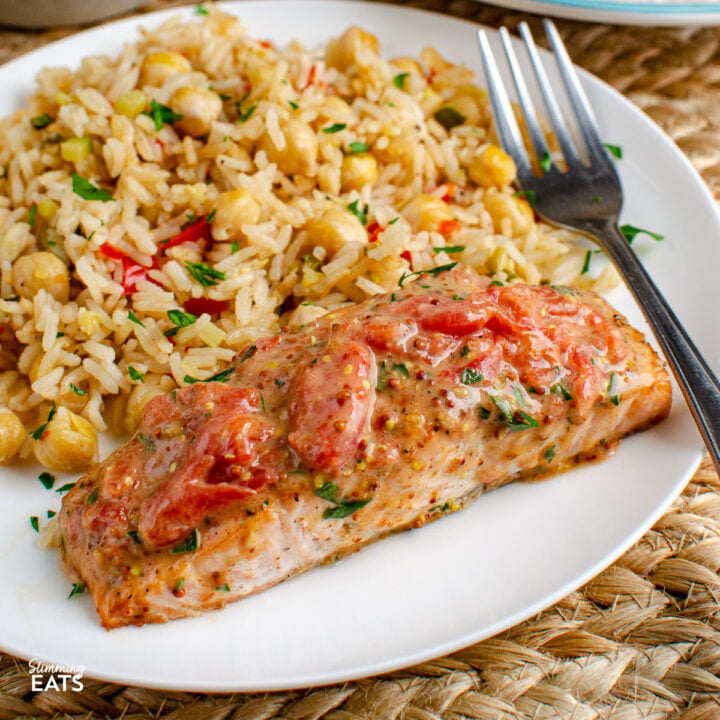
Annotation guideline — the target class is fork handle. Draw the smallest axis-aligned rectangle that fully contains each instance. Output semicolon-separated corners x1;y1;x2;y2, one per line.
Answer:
597;221;720;474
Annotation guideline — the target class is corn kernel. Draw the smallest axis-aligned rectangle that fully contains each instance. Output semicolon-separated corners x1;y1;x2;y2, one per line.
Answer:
78;309;103;335
114;89;147;118
36;197;59;221
198;322;226;348
60;136;92;163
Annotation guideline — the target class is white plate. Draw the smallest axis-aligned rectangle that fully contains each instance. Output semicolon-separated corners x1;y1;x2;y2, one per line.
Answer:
0;0;718;693
481;0;720;26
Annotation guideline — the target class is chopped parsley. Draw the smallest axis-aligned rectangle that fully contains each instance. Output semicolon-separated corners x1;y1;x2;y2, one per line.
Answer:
377;361;410;391
71;173;114;202
608;373;621;405
30;403;56;441
215;583;231;592
581;249;592;275
138;433;156;451
30;113;54;130
238;104;257;122
185;261;226;287
540;150;552;173
86;488;99;504
514;189;537;206
167;309;198;327
461;368;483;385
171;528;200;554
348;141;370;154
68;582;86;599
433;107;465;130
393;72;409;89
128;366;145;382
183;366;235;384
550;384;573;402
398;262;457;288
433;245;465;254
38;471;55;490
240;345;257;363
347;199;367;225
604;143;623;159
128;310;145;327
55;482;76;494
30;516;39;532
491;395;539;431
323;123;346;133
143;99;182;131
620;224;664;244
315;482;372;519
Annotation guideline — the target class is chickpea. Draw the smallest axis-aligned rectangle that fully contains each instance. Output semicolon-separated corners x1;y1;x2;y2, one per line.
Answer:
468;145;517;189
303;205;367;258
169;86;223;138
123;382;167;434
326;27;379;71
389;57;423;76
316;95;355;125
445;86;489;128
139;51;192;87
13;252;70;303
259;119;318;177
401;194;453;233
0;409;25;464
211;188;262;241
33;406;97;472
341;153;378;192
484;189;535;237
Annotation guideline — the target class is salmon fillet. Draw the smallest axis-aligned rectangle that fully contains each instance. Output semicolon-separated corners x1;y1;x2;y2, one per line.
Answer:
58;266;671;628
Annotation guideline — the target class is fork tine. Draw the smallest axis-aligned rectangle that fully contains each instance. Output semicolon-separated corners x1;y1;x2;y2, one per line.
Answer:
541;19;609;167
477;29;532;177
516;21;580;169
495;27;549;171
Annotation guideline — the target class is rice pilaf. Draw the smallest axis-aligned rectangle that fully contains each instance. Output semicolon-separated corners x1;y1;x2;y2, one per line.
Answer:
0;6;617;471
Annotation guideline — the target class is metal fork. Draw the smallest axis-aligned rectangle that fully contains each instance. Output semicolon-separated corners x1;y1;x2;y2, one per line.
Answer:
477;19;720;474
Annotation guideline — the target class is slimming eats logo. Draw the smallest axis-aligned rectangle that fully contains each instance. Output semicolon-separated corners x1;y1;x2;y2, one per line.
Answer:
27;659;85;692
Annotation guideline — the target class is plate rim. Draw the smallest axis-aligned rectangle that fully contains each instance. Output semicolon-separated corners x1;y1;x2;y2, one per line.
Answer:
479;0;720;25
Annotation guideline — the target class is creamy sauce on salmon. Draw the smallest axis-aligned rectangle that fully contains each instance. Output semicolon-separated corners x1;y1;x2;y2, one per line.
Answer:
59;267;671;627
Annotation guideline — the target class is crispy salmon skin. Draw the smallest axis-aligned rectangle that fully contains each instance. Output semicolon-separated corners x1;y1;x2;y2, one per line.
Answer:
58;267;671;628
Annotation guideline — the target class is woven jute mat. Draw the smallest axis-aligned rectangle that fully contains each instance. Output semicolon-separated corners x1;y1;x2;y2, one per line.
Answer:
1;1;720;717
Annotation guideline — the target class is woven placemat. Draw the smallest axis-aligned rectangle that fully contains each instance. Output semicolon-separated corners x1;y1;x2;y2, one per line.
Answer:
1;1;719;717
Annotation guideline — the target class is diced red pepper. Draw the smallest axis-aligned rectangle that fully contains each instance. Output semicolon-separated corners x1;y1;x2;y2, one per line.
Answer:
367;222;382;243
123;256;160;294
259;40;273;48
99;242;161;293
400;250;412;262
161;215;211;250
99;242;127;261
440;183;456;203
439;220;461;236
304;65;318;89
184;297;229;316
